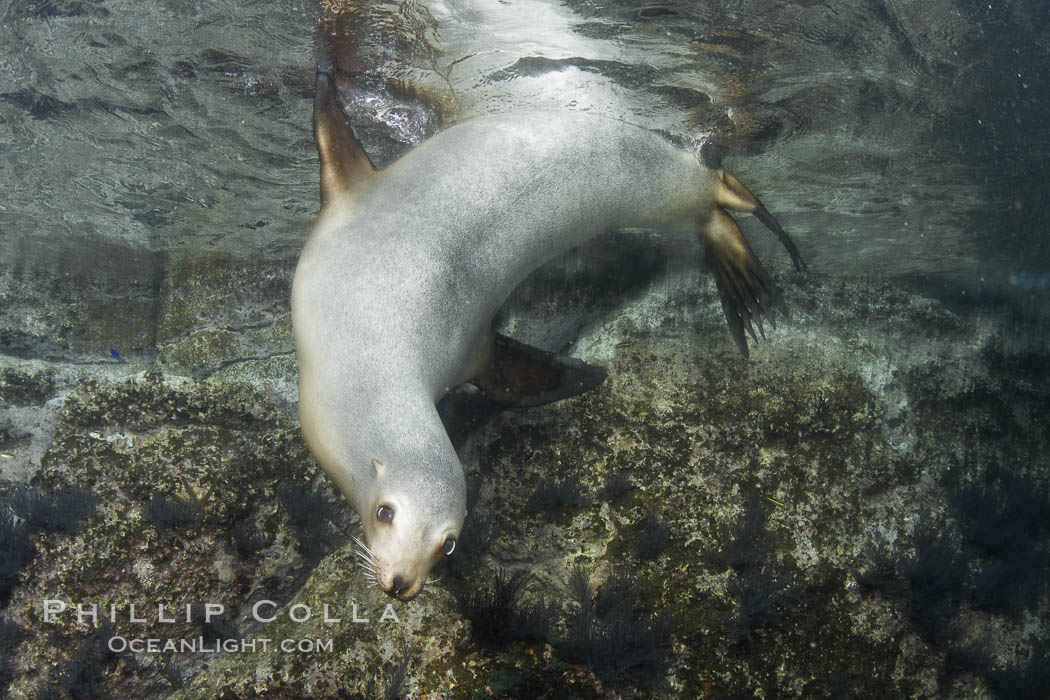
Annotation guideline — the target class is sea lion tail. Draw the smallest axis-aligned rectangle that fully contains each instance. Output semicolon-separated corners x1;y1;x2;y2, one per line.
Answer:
701;170;805;357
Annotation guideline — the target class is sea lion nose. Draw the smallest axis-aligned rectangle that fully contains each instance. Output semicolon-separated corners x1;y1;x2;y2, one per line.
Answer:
385;575;409;598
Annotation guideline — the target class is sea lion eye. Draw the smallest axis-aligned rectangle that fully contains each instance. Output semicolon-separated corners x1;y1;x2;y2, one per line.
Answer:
376;505;394;523
441;536;456;556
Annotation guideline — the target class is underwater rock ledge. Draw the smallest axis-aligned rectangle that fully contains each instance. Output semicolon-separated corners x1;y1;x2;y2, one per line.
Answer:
0;273;1048;697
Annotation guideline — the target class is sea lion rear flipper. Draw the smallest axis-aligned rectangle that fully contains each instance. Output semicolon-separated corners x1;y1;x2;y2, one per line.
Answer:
470;332;607;408
313;71;375;208
701;169;806;357
701;207;785;358
715;170;806;273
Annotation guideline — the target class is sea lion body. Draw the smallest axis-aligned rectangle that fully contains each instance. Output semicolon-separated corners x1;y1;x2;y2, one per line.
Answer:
293;111;706;598
297;111;707;399
293;76;803;600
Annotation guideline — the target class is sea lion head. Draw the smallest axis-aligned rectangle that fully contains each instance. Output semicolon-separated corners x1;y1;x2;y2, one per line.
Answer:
354;455;466;601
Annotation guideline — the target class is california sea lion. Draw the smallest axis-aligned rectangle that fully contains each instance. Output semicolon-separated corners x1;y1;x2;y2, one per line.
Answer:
292;71;804;600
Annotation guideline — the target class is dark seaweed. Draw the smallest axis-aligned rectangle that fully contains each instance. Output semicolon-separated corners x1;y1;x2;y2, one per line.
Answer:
231;518;268;555
205;617;240;643
635;510;669;560
156;654;183;689
525;479;586;519
384;640;413;700
294;524;335;564
558;567;673;687
951;635;1050;699
58;639;102;700
145;494;200;533
946;636;993;676
465;476;482;512
188;604;240;642
594;569;640;620
949;472;1050;557
725;567;801;644
707;493;771;573
597;472;633;502
0;512;34;604
0;616;17;663
50;622;130;699
857;519;969;644
858;467;1050;697
568;563;592;608
8;486;96;533
456;568;555;648
946;470;1050;620
826;673;853;700
276;483;335;527
709;681;754;699
32;683;60;700
856;539;909;599
971;549;1050;618
277;484;342;563
364;641;414;699
903;519;968;644
93;620;123;663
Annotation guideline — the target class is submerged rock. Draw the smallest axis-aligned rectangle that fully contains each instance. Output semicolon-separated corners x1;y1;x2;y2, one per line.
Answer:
1;272;1048;698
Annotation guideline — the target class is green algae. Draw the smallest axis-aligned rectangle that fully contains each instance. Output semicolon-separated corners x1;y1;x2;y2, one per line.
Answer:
0;367;56;406
156;329;237;376
1;372;334;697
2;275;1047;698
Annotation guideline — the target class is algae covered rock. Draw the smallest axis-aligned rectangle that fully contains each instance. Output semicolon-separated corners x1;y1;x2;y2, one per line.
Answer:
1;277;1048;699
0;373;351;698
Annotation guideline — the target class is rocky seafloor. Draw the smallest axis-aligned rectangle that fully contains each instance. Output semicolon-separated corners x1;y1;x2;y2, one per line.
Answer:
2;241;1049;698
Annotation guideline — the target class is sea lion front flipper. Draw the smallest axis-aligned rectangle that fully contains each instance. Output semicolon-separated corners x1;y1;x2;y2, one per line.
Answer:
470;332;608;409
700;207;785;358
313;71;375;208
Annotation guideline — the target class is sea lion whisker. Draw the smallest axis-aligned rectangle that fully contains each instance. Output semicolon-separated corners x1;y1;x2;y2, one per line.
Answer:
351;543;378;563
350;535;378;560
352;541;382;562
352;547;376;562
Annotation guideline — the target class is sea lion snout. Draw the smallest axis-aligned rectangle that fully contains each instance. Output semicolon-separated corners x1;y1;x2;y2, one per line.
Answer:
355;535;430;600
356;483;464;601
374;552;428;600
383;573;419;600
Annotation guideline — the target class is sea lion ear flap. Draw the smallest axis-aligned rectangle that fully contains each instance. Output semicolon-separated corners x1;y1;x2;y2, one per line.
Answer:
470;332;607;409
313;71;376;208
372;458;386;476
